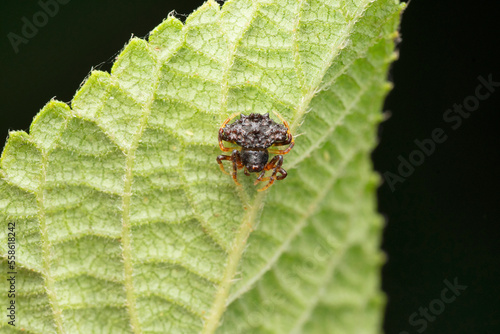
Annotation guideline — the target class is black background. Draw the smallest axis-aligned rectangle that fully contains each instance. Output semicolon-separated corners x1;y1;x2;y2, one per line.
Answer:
1;1;499;333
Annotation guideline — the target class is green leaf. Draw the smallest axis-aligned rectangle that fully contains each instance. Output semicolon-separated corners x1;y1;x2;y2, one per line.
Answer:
0;0;403;333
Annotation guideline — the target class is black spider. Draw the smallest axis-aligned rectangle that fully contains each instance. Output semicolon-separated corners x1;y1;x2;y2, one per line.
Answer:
216;112;294;191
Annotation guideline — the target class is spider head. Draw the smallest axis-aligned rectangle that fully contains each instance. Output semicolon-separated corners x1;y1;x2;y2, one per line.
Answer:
241;149;269;173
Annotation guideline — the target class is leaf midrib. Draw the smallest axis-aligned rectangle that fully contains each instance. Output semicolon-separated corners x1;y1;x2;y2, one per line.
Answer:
201;1;260;332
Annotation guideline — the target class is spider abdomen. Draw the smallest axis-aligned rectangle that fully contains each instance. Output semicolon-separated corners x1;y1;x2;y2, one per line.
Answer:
222;113;288;149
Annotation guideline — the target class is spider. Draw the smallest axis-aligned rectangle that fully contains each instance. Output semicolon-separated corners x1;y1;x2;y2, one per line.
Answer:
216;112;294;191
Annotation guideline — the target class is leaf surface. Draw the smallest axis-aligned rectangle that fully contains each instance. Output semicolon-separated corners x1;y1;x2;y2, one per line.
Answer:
0;0;403;333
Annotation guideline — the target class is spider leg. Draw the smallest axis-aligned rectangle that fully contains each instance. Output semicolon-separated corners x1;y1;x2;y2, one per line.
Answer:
231;150;245;186
255;170;266;183
218;112;241;152
276;167;287;180
256;168;287;183
255;155;286;191
254;155;282;183
216;155;231;175
217;150;244;186
267;139;294;155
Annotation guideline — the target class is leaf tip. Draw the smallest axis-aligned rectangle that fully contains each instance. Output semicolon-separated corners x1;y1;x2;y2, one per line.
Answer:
149;16;184;56
72;70;111;118
30;100;71;152
185;0;221;26
111;37;153;77
1;130;42;192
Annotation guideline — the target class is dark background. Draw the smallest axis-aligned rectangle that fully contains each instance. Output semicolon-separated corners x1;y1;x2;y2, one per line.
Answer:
1;0;498;333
